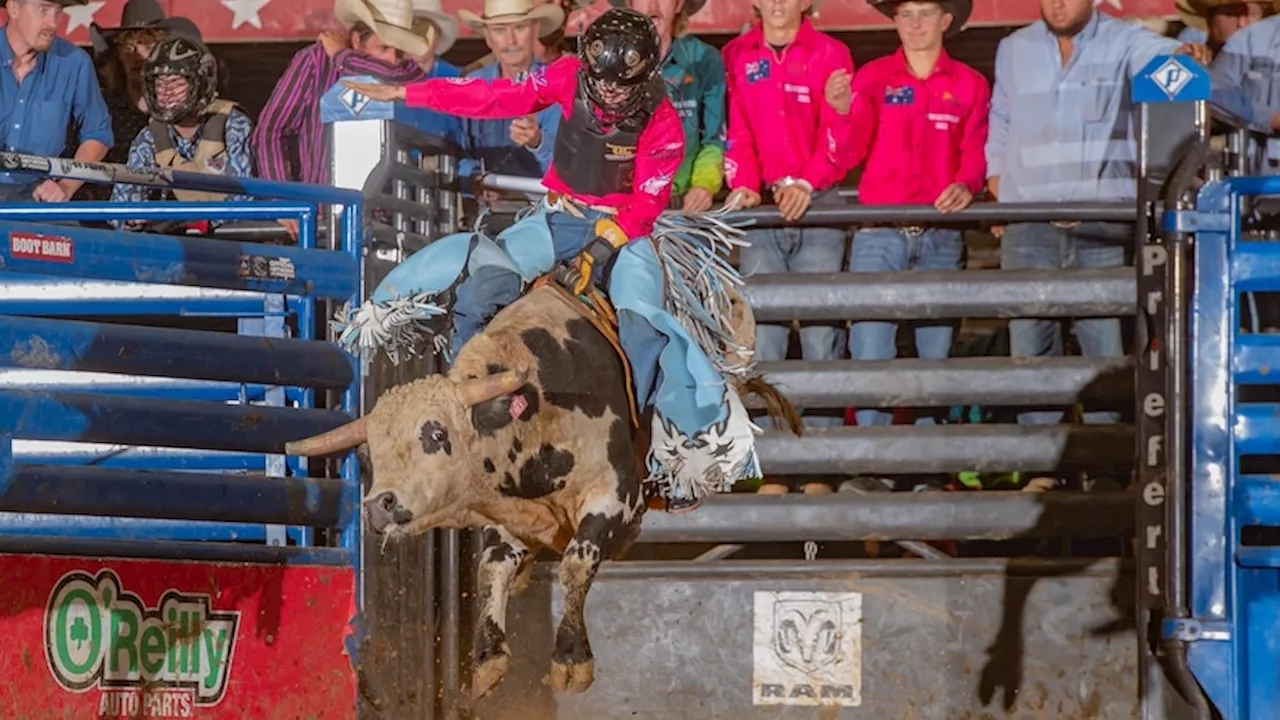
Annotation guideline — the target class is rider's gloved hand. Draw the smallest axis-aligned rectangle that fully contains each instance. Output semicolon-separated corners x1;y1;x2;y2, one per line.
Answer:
559;219;629;296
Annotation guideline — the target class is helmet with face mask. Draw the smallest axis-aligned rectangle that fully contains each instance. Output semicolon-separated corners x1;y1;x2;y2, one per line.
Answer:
577;8;662;122
142;34;218;124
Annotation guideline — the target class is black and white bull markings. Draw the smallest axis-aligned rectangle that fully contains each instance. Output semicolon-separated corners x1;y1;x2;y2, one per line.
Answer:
285;286;647;699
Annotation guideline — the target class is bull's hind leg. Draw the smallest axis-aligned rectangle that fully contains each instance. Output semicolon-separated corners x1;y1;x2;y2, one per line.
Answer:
545;488;643;694
472;525;530;700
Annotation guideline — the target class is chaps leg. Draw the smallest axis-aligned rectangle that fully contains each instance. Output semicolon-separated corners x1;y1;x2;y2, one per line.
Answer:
545;488;642;694
471;525;530;700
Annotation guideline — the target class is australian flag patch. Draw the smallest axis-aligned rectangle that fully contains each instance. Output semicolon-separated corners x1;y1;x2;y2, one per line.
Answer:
745;58;771;83
884;85;916;105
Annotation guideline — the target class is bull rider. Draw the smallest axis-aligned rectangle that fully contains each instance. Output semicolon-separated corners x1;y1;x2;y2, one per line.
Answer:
338;8;763;513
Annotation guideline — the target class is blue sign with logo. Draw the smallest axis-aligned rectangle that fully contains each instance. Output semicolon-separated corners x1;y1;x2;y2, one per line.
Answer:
321;75;409;124
1132;54;1211;104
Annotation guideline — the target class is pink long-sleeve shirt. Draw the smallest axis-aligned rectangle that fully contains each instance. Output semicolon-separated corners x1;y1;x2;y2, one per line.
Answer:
404;56;684;239
844;49;991;204
722;19;856;194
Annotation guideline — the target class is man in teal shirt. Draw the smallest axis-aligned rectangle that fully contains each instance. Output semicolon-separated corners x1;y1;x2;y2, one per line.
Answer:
630;0;726;212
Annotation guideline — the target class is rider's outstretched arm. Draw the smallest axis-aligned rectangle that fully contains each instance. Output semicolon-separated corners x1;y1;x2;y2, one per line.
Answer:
404;56;578;121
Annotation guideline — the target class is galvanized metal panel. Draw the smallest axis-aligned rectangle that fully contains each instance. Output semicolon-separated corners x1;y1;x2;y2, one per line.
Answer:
745;268;1135;322
752;357;1133;408
638;491;1134;543
757;425;1135;475
483;559;1137;719
0;314;355;388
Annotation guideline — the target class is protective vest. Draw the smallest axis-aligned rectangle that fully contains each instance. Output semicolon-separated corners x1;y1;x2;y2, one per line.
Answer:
551;78;662;198
150;99;240;202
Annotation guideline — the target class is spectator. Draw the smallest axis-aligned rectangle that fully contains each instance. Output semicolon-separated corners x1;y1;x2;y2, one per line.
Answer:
630;0;726;213
722;0;855;426
463;0;590;73
109;35;252;214
1176;0;1268;51
0;0;112;203
87;0;201;166
1210;15;1280;141
252;0;430;238
985;0;1204;428
842;0;989;428
458;0;566;197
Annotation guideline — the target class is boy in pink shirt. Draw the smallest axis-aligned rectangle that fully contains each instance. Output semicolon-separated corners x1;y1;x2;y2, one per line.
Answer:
722;0;855;426
842;0;989;428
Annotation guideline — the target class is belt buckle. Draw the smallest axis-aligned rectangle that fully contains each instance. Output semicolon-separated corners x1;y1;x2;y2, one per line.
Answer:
901;225;926;237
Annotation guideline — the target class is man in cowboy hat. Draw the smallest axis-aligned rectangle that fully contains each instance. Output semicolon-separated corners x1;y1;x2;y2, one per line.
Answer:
463;0;591;72
458;0;568;194
0;0;112;202
253;0;434;239
838;0;988;436
628;0;725;213
1176;0;1268;50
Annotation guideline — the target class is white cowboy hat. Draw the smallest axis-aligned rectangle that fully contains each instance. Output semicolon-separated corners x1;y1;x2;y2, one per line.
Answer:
459;0;567;38
334;0;431;58
413;0;459;55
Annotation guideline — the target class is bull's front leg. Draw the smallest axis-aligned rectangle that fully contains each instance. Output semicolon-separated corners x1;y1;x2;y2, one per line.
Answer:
545;491;641;694
472;525;530;700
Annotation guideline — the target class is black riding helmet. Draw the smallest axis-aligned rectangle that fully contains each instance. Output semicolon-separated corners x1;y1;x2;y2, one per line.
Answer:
577;8;662;121
142;34;219;124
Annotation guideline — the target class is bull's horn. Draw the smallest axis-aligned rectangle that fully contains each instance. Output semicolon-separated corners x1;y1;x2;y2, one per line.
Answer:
456;370;528;407
285;417;369;456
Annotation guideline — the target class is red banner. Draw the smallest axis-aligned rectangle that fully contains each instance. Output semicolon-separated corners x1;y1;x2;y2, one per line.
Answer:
0;0;1177;46
0;554;358;719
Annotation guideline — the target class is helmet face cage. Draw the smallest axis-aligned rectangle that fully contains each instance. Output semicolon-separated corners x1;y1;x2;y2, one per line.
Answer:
142;36;218;124
577;9;661;120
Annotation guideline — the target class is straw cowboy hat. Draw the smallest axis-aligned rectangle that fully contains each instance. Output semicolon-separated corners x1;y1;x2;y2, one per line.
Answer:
89;0;201;55
869;0;973;35
459;0;567;37
413;0;459;55
335;0;431;57
1176;0;1261;32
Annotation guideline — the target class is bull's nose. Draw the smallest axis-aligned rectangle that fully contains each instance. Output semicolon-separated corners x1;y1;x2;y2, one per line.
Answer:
367;491;414;533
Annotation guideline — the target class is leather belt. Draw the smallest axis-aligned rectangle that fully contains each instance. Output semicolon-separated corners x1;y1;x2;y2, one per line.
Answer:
547;192;618;218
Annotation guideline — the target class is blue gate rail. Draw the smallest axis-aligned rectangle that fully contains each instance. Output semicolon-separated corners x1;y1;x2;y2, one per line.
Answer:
0;167;365;567
1184;174;1280;719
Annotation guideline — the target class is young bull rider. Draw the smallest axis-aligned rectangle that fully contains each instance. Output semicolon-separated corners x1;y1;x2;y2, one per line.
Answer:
109;35;254;221
339;8;766;512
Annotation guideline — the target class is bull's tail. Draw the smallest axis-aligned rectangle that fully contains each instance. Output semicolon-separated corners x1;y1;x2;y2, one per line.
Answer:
735;374;804;437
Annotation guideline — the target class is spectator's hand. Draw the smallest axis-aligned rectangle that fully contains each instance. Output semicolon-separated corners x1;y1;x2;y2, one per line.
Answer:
509;115;542;148
340;80;406;102
1175;42;1211;66
824;69;853;115
724;188;762;210
32;180;68;203
278;219;300;241
682;188;714;213
319;31;349;58
990;225;1006;239
776;184;814;222
934;183;974;214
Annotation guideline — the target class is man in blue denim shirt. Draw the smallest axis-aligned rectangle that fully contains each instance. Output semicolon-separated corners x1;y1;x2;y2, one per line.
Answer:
986;0;1202;426
459;0;564;199
1210;15;1280;174
0;0;113;202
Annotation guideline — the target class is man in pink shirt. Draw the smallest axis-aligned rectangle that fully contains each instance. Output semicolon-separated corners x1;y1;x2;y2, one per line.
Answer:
722;0;855;426
842;0;989;428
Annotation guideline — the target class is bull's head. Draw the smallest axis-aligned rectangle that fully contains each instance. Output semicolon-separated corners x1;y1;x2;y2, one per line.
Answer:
285;370;528;537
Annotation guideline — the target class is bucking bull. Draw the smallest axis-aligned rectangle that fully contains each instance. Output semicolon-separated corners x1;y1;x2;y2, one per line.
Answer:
286;283;799;700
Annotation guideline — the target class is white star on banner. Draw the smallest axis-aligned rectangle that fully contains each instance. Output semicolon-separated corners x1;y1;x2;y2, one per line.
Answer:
63;1;106;33
222;0;272;30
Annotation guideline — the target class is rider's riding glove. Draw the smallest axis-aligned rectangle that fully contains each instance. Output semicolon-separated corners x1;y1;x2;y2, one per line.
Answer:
561;219;629;295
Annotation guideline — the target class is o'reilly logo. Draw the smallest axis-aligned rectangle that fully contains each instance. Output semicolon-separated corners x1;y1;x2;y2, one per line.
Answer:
44;569;240;708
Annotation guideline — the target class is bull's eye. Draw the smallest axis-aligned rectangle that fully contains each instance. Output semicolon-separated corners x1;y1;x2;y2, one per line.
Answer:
419;420;452;456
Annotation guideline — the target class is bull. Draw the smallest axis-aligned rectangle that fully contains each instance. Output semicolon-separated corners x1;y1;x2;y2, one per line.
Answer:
285;283;798;700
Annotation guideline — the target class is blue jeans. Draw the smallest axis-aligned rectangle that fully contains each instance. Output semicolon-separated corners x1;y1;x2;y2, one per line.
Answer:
450;207;668;412
848;227;964;427
740;226;847;427
1001;221;1129;425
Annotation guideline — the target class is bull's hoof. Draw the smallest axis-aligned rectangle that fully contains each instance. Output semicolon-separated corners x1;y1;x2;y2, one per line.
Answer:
543;658;595;694
472;651;511;700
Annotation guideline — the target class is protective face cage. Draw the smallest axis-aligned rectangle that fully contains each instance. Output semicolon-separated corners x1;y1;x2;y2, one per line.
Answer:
141;37;218;124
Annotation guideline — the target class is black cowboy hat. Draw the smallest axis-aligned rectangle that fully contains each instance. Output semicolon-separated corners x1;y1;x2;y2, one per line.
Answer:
869;0;973;36
89;0;201;55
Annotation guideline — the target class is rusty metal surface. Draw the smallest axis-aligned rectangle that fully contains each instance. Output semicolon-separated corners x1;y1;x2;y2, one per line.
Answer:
481;558;1137;719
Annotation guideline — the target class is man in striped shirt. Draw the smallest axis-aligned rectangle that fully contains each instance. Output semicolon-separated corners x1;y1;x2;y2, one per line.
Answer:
251;0;430;238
